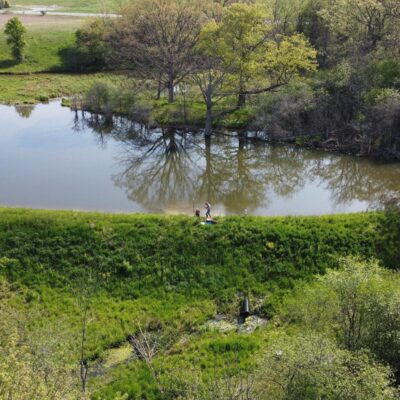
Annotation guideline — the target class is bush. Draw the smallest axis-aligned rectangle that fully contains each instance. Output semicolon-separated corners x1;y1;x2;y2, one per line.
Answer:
253;80;316;139
257;332;398;400
4;17;27;63
84;82;136;117
75;19;110;71
280;258;400;377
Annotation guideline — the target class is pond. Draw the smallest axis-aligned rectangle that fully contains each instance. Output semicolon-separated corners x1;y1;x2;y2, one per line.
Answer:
0;101;399;215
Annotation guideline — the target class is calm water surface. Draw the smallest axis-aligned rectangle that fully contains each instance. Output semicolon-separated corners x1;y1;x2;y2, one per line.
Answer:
0;102;399;215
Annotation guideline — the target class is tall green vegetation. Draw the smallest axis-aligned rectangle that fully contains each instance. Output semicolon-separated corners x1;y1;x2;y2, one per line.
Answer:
281;257;400;379
0;209;400;398
4;17;27;63
0;279;80;400
0;209;397;303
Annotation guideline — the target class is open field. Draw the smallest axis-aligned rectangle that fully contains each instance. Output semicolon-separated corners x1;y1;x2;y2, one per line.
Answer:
0;14;84;73
4;0;125;13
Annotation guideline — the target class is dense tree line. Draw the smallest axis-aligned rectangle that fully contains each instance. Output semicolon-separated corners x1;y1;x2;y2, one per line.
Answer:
74;0;400;158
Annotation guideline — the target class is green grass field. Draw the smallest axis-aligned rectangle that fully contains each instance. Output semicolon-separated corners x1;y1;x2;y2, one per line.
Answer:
7;0;126;13
0;15;84;73
0;15;138;106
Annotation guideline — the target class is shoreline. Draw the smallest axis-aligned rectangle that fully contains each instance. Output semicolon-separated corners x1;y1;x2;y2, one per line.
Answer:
0;205;379;219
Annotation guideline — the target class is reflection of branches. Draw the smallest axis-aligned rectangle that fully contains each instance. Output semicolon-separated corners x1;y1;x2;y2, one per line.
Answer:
114;128;202;211
207;140;309;213
311;156;400;208
74;111;400;214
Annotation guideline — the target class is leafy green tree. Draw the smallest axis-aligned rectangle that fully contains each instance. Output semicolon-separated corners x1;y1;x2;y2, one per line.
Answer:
192;19;235;134
4;17;27;63
281;257;400;377
211;3;317;107
319;0;400;54
258;332;398;400
193;2;317;133
296;0;331;66
75;18;110;71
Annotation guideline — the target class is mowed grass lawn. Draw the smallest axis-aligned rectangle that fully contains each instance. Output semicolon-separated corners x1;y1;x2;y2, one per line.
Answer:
0;14;84;73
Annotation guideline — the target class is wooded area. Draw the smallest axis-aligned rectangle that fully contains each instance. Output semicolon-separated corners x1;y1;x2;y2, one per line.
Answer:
69;0;400;158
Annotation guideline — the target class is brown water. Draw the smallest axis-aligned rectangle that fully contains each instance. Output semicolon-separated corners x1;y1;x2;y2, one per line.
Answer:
0;101;399;215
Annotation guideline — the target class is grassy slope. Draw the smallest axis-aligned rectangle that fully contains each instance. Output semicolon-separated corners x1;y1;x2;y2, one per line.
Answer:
1;208;398;397
1;208;390;298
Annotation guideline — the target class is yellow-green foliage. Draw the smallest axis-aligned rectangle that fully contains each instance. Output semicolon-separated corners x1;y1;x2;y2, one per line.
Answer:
198;3;317;93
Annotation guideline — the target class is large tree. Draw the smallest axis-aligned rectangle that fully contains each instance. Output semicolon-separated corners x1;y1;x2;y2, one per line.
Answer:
193;2;317;133
111;0;206;103
195;3;317;111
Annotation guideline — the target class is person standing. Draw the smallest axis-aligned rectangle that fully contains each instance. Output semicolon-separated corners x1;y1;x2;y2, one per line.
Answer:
204;202;211;218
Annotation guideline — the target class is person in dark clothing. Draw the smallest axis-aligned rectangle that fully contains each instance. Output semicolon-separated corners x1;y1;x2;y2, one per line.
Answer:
204;202;211;218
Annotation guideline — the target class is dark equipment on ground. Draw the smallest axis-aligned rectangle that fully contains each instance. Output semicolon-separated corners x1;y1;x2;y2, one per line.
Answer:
239;295;250;323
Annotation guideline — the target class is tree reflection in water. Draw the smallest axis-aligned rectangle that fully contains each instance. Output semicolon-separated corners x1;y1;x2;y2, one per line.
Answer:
311;156;400;208
77;113;400;214
14;105;35;119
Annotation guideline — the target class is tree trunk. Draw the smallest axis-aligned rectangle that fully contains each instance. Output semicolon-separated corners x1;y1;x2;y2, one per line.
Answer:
168;80;174;103
156;78;162;100
205;106;212;136
237;92;246;108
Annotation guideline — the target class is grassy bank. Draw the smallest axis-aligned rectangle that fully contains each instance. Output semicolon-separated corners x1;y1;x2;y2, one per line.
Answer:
0;207;399;397
0;72;131;103
1;208;395;299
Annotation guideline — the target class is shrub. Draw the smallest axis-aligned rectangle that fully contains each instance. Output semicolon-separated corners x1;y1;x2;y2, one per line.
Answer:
4;17;27;63
257;332;398;400
280;258;400;376
75;19;110;71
